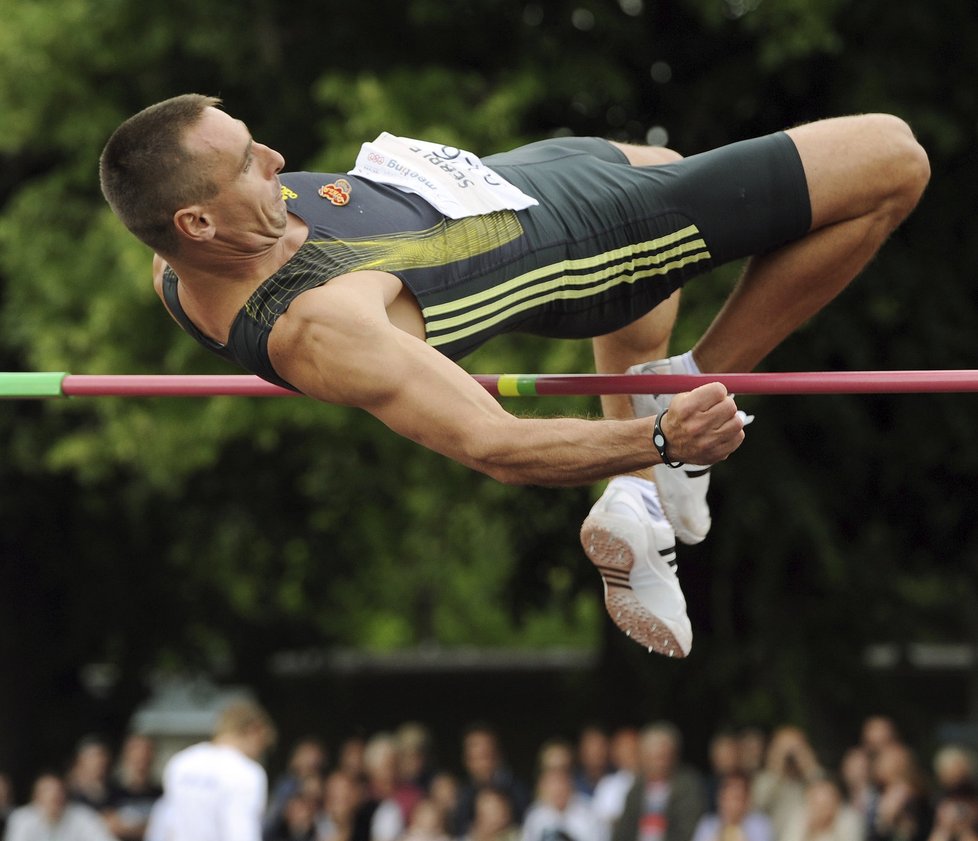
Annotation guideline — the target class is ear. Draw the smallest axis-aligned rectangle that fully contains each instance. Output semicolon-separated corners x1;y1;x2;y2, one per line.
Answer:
173;205;216;243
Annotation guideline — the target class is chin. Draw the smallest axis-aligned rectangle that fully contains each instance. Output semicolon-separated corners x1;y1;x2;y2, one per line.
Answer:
270;208;289;232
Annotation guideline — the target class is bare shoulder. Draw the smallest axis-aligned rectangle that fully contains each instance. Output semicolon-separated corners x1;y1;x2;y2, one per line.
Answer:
266;272;520;475
267;272;408;407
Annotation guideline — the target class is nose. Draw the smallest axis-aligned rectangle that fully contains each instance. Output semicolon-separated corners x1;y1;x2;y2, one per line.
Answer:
257;142;285;175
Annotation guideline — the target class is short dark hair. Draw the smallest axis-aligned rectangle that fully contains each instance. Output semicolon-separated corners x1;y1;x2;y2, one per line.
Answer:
99;94;223;255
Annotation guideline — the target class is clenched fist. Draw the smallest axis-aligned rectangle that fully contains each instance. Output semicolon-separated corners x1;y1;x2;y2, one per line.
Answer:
657;383;745;466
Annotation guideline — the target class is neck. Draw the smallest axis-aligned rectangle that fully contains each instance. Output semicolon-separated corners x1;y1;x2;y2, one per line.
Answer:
166;212;307;293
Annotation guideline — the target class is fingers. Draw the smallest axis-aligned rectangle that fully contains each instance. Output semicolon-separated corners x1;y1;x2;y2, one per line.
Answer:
659;383;746;465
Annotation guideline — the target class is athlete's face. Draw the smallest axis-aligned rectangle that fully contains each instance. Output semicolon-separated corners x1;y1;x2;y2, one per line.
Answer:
184;107;288;243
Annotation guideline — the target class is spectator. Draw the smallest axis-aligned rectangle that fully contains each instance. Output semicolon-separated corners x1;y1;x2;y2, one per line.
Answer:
0;773;15;836
397;722;437;792
705;732;743;812
868;742;932;841
933;747;978;799
461;786;520;841
612;721;707;841
456;724;531;835
927;783;978;841
65;735;113;811
576;726;613;798
839;746;874;831
394;723;432;825
402;797;454;841
146;698;277;841
862;719;901;764
752;726;823;837
5;773;116;841
538;740;576;776
266;794;317;841
338;735;367;781
839;745;873;814
101;733;162;840
522;765;605;841
593;727;640;834
316;770;363;841
691;771;773;841
429;771;461;837
264;737;328;840
359;732;405;841
738;730;767;781
781;778;864;841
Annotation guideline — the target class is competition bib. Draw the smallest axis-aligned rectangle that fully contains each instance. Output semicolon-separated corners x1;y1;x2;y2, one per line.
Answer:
350;132;539;219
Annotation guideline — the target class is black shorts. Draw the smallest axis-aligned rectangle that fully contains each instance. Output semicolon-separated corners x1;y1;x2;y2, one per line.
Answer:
417;132;811;359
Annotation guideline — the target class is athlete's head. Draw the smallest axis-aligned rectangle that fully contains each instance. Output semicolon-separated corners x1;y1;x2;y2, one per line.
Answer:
100;94;287;257
100;94;222;255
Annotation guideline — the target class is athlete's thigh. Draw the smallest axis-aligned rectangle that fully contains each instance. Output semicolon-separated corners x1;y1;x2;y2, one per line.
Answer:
651;131;813;265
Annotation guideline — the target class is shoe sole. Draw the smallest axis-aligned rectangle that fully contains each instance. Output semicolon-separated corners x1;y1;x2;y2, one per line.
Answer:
580;520;687;658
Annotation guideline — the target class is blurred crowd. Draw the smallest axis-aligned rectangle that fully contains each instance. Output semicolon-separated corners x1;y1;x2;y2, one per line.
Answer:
2;713;978;841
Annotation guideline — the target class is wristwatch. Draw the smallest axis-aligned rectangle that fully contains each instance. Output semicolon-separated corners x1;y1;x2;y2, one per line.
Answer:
652;409;684;468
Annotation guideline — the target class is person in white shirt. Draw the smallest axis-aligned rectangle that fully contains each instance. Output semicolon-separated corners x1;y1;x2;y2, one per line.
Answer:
145;698;276;841
4;773;117;841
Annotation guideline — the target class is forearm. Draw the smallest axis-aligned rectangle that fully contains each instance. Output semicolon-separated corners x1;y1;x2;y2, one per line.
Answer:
469;414;661;486
439;383;744;485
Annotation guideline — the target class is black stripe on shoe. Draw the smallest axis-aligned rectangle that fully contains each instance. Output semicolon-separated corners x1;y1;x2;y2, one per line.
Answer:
658;546;678;568
598;566;631;588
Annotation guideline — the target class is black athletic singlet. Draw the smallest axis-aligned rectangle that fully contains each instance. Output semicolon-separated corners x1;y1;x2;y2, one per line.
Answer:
162;133;810;390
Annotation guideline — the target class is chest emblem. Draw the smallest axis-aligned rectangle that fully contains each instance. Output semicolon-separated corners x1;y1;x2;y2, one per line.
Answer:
318;178;352;206
281;185;298;200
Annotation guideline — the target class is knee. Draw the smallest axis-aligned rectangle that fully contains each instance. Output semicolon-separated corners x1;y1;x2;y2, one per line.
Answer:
864;113;930;217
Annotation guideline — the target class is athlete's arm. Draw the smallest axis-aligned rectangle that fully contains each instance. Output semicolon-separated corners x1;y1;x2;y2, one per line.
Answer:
270;272;745;486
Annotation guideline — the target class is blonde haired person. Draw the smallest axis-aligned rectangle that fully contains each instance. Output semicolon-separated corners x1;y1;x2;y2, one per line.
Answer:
145;699;276;841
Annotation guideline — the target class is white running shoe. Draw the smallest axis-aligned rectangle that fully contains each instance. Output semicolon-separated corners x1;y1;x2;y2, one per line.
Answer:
629;357;713;545
580;479;692;658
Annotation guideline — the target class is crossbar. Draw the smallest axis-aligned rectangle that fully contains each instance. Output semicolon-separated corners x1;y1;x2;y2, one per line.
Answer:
2;371;978;399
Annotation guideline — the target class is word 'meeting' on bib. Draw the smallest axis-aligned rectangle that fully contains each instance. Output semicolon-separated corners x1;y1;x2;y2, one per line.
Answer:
350;133;539;219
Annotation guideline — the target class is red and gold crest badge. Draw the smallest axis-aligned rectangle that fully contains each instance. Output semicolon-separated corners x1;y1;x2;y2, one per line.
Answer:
318;178;352;206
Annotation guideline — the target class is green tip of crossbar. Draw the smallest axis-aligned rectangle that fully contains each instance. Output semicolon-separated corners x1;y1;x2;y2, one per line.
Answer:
0;372;67;398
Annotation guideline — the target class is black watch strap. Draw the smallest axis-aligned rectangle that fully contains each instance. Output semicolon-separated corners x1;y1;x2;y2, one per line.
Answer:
652;409;684;468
